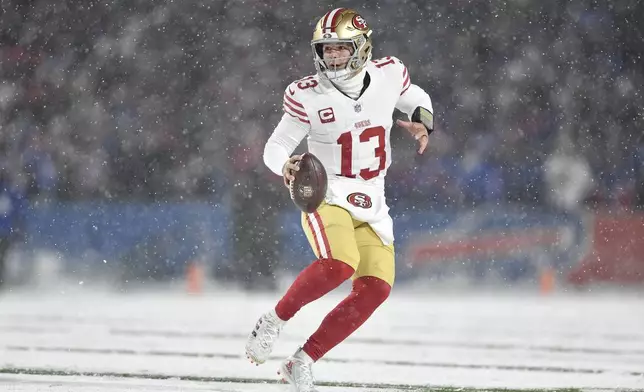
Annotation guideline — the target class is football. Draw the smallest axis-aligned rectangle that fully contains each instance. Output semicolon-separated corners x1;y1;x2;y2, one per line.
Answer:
289;153;328;213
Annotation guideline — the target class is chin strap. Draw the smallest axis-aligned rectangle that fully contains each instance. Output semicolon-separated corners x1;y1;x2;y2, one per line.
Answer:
411;106;434;135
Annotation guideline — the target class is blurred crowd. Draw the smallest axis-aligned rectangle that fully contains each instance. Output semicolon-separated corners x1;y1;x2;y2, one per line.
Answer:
1;0;643;209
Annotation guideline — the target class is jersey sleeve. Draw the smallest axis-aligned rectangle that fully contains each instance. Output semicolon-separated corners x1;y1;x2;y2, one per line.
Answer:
393;58;433;121
262;83;311;176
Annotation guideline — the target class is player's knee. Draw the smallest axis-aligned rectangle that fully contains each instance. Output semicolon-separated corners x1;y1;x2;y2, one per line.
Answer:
353;276;391;305
317;258;355;282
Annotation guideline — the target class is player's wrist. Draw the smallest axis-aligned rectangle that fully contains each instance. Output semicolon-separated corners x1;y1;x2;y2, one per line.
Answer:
411;106;434;136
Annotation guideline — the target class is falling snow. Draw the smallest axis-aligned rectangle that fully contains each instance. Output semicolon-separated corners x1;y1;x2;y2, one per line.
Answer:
1;1;643;391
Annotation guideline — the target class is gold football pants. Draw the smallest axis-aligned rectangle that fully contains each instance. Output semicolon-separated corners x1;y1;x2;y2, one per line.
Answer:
301;203;395;286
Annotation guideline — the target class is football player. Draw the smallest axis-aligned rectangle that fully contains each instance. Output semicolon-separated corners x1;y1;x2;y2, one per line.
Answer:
246;8;434;391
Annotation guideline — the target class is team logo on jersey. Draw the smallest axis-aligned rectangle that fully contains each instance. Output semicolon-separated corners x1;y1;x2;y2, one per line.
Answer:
352;15;368;30
347;192;372;209
318;107;335;123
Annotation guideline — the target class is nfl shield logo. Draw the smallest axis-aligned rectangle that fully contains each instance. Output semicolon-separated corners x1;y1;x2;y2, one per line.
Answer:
354;103;362;113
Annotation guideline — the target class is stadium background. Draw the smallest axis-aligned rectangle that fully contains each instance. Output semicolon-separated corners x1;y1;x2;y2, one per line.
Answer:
1;0;643;292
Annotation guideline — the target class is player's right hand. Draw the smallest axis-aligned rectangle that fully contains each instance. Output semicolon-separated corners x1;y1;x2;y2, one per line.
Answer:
282;155;303;187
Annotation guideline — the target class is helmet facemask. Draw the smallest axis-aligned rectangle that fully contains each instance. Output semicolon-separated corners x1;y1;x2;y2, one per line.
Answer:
312;34;372;82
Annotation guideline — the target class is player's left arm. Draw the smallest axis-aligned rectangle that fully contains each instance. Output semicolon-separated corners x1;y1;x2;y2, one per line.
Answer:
394;61;434;155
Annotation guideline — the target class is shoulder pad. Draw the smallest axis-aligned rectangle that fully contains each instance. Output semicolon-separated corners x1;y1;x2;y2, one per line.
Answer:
371;56;410;95
370;56;401;69
282;79;312;125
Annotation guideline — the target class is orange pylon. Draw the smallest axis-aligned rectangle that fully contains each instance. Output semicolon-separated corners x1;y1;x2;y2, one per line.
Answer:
186;261;204;295
539;267;555;295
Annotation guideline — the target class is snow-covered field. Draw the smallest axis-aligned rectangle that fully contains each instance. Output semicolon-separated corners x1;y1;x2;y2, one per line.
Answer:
1;285;643;391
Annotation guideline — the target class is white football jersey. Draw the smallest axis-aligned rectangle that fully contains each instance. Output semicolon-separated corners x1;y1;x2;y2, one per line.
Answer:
264;56;433;244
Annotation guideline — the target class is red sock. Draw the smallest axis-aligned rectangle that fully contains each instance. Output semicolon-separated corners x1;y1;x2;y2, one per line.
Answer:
302;276;391;361
275;258;354;321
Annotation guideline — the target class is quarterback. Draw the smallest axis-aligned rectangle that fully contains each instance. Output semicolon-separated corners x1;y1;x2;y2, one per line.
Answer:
246;8;434;391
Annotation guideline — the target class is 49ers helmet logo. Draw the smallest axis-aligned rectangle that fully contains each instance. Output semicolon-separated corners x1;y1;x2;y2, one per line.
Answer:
352;15;368;30
347;192;372;209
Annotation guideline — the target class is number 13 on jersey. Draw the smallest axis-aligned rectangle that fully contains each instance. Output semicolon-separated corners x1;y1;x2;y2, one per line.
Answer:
337;126;386;181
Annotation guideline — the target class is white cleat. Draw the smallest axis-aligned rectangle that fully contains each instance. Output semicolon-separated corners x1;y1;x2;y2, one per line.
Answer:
278;348;319;392
245;309;284;365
